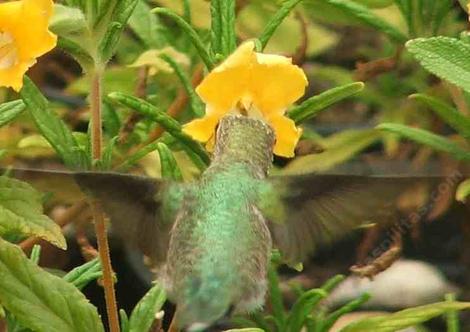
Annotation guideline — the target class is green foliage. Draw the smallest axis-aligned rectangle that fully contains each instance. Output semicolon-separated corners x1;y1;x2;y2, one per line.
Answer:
407;37;470;93
108;92;210;166
258;0;304;50
340;301;470;332
377;123;470;161
0;176;66;249
20;77;90;170
63;259;103;290
210;0;237;57
152;7;215;69
323;0;407;43
410;94;470;141
0;239;104;332
288;82;365;124
127;283;166;332
0;100;25;128
157;142;184;181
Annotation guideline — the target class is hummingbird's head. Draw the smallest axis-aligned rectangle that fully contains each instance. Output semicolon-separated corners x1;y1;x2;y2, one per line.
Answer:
213;115;275;176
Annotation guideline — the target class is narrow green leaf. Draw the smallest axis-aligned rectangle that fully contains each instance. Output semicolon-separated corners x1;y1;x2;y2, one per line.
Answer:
108;92;210;166
29;245;41;265
152;8;214;69
410;94;470;141
129;283;166;332
407;37;470;93
100;136;118;171
377;123;470;161
283;129;380;174
210;0;237;57
128;0;168;48
320;293;371;331
0;176;66;249
325;0;408;43
0;239;104;332
267;264;286;329
156;143;183;181
159;54;205;117
57;37;94;68
0;100;26;128
288;82;364;124
456;178;470;203
63;258;102;290
340;301;470;332
287;275;345;332
116;140;161;171
258;0;303;50
223;329;265;332
99;0;139;63
445;294;459;332
20;77;90;169
120;309;130;332
50;4;87;35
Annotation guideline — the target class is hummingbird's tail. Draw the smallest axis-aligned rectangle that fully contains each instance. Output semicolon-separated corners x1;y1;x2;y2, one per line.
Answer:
173;268;236;328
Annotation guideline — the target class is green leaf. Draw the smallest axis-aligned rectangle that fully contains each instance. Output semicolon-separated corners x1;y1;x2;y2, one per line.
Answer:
287;275;345;332
210;0;237;57
319;293;370;331
0;176;66;249
456;178;470;203
63;258;102;290
340;301;470;332
128;0;168;48
377;123;470;161
267;263;286;329
156;143;183;181
410;94;470;141
108;92;210;166
258;0;303;50
128;283;166;332
159;54;205;117
324;0;407;43
99;0;139;63
152;7;214;69
0;100;26;128
99;136;118;171
223;329;265;332
407;37;470;93
282;129;380;174
50;4;87;35
57;37;94;68
20;77;90;169
120;309;130;332
288;82;364;124
0;238;104;332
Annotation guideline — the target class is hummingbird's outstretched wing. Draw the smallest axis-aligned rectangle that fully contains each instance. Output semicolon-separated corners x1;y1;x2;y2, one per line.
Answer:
74;172;177;264
260;173;459;264
4;168;180;264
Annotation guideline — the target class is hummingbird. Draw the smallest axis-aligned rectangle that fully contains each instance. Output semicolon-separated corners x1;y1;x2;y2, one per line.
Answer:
5;115;463;329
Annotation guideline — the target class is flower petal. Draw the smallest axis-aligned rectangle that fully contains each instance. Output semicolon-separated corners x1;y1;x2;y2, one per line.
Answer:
0;59;34;91
196;41;256;112
0;2;22;31
14;0;57;60
183;114;220;142
268;115;301;158
250;53;307;116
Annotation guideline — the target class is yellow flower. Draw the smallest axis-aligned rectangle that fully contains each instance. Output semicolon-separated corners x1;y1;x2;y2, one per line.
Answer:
0;0;57;92
183;41;308;157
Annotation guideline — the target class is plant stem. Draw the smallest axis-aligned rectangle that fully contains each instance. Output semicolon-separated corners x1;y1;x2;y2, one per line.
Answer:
90;70;120;332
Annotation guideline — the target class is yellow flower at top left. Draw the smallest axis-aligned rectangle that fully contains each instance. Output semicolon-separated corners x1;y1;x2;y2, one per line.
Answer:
0;0;56;91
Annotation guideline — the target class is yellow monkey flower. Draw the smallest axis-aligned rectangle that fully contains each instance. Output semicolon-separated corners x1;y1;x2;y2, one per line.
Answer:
0;0;57;92
183;41;308;157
